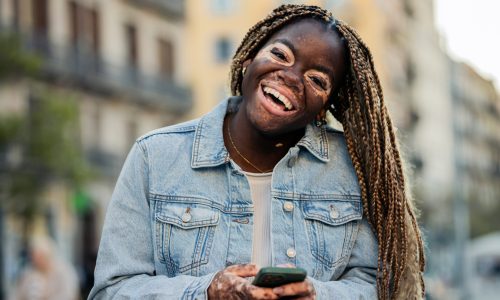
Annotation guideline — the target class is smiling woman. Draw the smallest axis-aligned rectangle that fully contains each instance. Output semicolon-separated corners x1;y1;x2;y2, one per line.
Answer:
89;4;425;300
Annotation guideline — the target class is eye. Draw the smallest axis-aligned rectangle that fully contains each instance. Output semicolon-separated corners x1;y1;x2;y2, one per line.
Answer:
270;48;288;62
309;76;326;90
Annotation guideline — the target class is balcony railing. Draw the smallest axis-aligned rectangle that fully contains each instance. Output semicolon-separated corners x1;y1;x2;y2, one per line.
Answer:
14;30;192;114
124;0;185;19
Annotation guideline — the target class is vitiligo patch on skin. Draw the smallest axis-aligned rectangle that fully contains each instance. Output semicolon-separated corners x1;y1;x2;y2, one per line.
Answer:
255;41;332;106
208;264;279;300
255;42;295;67
208;263;317;299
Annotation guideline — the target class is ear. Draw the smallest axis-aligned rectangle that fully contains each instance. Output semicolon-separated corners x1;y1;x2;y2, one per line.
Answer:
316;108;327;120
242;59;252;69
315;108;328;127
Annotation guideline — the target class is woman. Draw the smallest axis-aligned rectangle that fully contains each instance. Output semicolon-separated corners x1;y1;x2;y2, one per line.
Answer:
89;4;425;300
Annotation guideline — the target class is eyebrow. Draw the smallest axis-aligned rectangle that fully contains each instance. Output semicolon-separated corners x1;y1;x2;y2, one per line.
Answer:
272;38;335;82
273;38;296;54
313;65;335;82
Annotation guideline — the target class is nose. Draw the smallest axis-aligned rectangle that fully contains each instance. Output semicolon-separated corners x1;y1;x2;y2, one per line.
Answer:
277;68;303;95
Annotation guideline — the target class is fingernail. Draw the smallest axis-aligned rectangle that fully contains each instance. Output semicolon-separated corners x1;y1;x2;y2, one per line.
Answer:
273;287;283;294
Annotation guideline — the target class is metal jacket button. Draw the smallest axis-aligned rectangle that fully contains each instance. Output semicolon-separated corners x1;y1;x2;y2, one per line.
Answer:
329;206;339;219
286;248;296;258
283;201;294;212
181;212;192;222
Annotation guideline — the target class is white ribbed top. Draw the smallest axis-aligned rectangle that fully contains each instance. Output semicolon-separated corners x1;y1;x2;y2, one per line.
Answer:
242;170;273;268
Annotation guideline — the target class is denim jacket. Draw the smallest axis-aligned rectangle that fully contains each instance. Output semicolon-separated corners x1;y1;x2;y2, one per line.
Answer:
89;97;378;300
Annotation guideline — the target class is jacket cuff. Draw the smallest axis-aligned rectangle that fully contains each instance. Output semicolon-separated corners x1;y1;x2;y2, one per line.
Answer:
182;272;218;300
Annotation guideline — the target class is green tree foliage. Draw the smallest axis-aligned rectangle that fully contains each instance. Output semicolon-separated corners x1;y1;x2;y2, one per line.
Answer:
0;33;40;79
0;33;90;222
1;89;91;220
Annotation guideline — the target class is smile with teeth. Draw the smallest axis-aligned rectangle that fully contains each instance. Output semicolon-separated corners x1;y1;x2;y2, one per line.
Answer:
263;86;295;111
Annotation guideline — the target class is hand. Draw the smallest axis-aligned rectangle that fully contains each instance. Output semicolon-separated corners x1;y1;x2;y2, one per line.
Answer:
273;279;316;300
208;264;279;300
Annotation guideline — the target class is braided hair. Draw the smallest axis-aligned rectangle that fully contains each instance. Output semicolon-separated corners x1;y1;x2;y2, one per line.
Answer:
229;5;425;299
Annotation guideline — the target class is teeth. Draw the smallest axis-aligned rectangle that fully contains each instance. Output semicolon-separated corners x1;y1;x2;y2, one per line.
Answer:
263;86;293;110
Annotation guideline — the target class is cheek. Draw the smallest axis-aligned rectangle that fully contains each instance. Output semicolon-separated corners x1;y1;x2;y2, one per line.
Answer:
306;85;330;108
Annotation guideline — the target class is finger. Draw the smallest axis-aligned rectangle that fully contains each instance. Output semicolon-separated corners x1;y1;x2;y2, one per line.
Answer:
225;263;260;277
273;280;314;297
276;263;295;268
245;285;279;300
294;297;315;300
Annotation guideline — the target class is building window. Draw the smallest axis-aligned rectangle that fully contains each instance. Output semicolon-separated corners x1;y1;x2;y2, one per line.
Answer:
32;0;49;36
68;3;101;52
215;37;231;63
12;0;20;30
69;1;79;44
68;1;101;70
89;8;100;55
158;38;174;78
125;23;138;68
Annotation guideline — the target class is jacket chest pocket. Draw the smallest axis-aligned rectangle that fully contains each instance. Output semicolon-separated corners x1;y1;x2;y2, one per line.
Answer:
302;199;362;269
154;202;220;276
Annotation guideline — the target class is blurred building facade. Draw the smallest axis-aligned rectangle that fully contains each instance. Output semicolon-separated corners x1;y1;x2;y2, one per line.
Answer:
451;61;500;233
449;61;500;299
0;0;191;297
186;0;328;117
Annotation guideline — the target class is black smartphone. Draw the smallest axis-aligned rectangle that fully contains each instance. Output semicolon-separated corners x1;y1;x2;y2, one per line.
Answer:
252;267;307;288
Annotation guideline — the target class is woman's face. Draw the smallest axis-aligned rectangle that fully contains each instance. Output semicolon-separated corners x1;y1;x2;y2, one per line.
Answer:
240;19;347;135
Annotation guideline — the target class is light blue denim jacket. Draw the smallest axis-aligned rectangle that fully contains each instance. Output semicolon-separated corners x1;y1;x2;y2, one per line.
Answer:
89;97;378;300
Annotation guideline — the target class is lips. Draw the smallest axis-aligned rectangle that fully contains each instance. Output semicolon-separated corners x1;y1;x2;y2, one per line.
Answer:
263;86;294;111
258;82;299;117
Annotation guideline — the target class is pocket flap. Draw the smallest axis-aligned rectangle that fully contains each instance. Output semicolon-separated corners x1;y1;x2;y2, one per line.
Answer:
302;200;362;225
155;203;220;229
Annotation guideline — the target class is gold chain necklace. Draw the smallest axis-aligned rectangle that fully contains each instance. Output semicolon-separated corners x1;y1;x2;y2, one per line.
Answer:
226;118;273;173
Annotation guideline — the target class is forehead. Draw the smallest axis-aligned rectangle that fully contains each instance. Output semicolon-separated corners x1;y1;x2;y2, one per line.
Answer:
261;19;345;73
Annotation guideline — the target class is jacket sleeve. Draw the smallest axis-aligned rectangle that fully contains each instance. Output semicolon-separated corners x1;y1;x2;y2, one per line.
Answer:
88;141;216;300
309;218;378;300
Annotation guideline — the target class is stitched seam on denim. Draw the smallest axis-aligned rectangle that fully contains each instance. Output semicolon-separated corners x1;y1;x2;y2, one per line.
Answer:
156;221;165;264
190;226;204;276
272;192;362;201
341;222;350;260
336;221;360;277
136;141;151;206
303;213;362;225
192;157;228;165
165;225;177;271
137;126;196;143
342;221;355;259
315;222;336;266
177;226;214;273
307;221;332;267
156;216;219;228
150;195;254;213
297;140;327;161
320;126;329;159
191;117;204;164
306;219;352;268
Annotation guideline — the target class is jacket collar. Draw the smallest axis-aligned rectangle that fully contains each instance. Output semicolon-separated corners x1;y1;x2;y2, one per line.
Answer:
191;97;330;169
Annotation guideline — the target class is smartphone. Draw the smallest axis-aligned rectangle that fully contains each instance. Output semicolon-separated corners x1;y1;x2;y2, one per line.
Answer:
252;267;307;288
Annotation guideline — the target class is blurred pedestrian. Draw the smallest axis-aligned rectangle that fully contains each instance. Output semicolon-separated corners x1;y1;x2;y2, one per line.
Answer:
90;4;425;299
9;235;79;300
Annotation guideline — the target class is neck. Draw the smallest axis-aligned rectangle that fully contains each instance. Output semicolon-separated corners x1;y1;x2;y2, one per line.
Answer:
224;110;304;173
